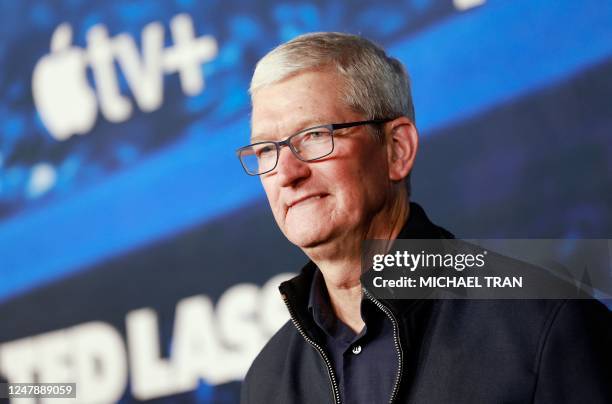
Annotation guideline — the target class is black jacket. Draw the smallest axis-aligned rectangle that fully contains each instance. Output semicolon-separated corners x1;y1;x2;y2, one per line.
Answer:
241;203;612;403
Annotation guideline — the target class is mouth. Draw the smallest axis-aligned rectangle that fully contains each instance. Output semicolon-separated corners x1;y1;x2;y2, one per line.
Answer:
287;193;329;209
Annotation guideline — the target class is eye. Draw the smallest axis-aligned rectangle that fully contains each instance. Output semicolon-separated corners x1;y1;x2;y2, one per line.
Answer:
303;130;327;142
255;144;275;159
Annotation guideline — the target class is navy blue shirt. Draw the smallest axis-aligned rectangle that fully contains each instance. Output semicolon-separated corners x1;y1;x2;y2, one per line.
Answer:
308;269;398;404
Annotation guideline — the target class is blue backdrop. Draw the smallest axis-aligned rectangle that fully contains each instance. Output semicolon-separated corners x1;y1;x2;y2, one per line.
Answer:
0;0;611;403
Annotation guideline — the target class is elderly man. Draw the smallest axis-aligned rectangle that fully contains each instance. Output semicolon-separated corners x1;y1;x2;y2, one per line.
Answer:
237;33;611;404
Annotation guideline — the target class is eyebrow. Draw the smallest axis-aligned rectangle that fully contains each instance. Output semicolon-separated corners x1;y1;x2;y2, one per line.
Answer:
250;117;329;143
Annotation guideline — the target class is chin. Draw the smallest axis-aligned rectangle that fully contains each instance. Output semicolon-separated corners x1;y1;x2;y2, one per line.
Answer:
285;227;331;250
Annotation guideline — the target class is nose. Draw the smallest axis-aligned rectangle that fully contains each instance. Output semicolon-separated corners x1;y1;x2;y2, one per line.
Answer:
276;145;310;187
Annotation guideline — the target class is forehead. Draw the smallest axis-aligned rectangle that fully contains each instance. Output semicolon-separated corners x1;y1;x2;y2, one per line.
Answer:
250;70;349;141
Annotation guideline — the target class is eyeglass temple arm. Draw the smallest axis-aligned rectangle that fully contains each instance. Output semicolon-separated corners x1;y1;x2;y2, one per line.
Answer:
331;119;392;130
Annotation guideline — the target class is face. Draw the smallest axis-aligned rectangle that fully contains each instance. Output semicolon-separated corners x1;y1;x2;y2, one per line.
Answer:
251;69;394;251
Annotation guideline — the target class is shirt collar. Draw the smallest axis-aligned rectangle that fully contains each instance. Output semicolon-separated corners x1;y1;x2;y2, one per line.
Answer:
308;265;387;338
307;268;337;335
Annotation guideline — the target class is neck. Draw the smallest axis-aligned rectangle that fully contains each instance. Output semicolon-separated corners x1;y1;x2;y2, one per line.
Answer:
309;193;410;333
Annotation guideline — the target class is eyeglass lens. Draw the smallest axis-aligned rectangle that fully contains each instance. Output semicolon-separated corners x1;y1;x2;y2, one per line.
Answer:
239;127;333;175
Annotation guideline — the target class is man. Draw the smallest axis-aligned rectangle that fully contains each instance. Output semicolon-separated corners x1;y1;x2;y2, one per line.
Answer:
237;32;611;403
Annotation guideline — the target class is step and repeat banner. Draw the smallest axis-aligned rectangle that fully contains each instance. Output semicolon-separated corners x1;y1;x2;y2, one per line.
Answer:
1;0;611;402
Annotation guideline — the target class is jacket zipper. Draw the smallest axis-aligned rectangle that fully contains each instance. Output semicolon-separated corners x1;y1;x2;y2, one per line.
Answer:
282;290;404;404
282;294;342;404
363;288;404;404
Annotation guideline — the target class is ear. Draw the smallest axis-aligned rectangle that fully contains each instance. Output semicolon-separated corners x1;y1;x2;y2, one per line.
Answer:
385;117;418;182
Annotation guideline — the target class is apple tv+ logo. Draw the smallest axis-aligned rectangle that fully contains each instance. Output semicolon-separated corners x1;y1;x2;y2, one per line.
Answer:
32;14;218;141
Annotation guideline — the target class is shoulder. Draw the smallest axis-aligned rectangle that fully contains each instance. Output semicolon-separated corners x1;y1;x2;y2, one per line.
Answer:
439;298;610;332
243;319;303;384
499;299;611;365
535;299;612;362
532;300;612;402
472;299;611;338
430;299;611;366
433;299;572;330
241;320;295;402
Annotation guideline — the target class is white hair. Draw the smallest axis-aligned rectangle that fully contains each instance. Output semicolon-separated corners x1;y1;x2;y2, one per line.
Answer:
250;32;415;124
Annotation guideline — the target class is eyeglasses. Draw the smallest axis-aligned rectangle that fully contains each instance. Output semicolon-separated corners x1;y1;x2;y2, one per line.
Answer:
236;119;391;176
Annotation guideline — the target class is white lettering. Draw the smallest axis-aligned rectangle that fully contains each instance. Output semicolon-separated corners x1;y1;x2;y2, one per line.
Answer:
0;322;127;404
0;273;292;402
32;14;218;140
126;308;177;400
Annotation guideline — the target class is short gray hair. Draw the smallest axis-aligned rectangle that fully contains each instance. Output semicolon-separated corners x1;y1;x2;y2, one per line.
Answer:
250;32;415;125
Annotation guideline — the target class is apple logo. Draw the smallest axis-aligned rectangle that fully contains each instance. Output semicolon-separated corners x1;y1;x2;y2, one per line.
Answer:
32;23;98;141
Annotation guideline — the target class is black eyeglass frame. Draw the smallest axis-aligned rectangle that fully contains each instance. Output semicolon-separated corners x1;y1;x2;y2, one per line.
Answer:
236;118;392;176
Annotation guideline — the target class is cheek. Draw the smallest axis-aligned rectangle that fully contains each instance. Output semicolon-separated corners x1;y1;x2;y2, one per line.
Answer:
261;179;282;216
327;170;369;213
343;156;389;211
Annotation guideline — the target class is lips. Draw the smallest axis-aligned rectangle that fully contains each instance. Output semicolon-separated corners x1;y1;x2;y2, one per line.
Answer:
287;193;328;209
